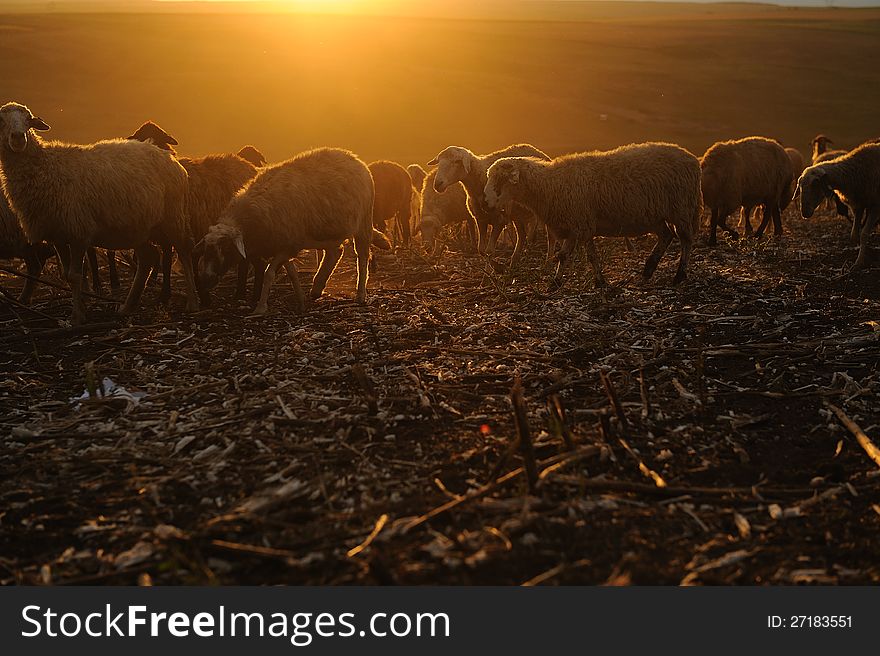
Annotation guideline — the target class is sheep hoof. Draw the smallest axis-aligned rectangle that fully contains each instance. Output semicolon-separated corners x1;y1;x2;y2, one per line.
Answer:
185;300;200;313
594;278;608;289
672;274;686;286
248;306;269;318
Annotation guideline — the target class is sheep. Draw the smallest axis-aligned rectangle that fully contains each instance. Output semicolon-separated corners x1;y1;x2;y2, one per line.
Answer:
369;160;413;247
416;167;473;254
427;143;550;264
0;102;198;324
741;146;807;236
237;145;267;168
198;147;390;315
797;143;880;268
127;123;260;305
700;137;792;245
811;134;847;164
406;164;428;191
484;142;701;288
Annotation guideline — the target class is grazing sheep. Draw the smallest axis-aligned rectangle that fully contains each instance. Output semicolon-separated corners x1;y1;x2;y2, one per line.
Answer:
369;160;413;247
484;142;701;288
428;143;550;264
0;102;198;324
198;147;389;315
417;168;474;254
171;153;258;304
797;143;880;268
127;124;260;305
406;164;428;191
700;137;792;245
742;146;807;236
237;145;267;168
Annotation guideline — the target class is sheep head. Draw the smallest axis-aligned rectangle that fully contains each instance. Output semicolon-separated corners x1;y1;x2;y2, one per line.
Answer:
198;223;246;291
127;121;178;152
796;167;831;219
417;215;443;251
406;163;428;191
0;103;50;153
484;158;521;210
428;146;474;193
237;145;267;168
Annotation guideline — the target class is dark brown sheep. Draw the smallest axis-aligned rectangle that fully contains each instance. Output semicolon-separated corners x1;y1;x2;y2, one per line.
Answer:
700;137;792;245
369;160;414;247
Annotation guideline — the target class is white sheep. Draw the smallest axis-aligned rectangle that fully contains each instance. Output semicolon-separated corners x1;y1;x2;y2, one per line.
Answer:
797;143;880;269
0;102;198;324
428;143;550;264
484;142;701;287
198;147;390;315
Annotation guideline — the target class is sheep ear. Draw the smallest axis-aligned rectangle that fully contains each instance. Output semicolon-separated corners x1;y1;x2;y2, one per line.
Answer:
461;156;471;174
427;156;439;166
29;116;50;131
233;234;247;260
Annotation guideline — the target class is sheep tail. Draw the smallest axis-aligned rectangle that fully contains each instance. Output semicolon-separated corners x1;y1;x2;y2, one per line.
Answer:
371;228;393;250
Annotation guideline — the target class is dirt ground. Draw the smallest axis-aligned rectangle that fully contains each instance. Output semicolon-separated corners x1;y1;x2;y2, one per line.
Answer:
1;209;878;585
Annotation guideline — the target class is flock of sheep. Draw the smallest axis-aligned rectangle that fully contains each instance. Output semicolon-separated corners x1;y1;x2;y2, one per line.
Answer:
0;100;878;326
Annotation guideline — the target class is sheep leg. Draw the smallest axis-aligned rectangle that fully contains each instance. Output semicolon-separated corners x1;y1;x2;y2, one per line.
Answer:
249;258;266;309
107;250;119;290
66;244;88;325
486;223;502;256
400;206;412;247
282;261;306;314
853;209;878;270
584;237;607;288
546;225;558;260
310;245;344;301
741;205;754;237
121;243;158;316
55;244;70;280
672;229;693;286
754;205;771;238
551;236;576;288
158;243;174;305
850;207;864;246
18;246;44;305
476;219;490;255
466;220;477;252
175;243;200;313
643;227;674;281
354;232;371;304
508;217;527;266
87;248;102;293
771;205;784;236
252;254;287;316
235;259;249;300
709;208;720;246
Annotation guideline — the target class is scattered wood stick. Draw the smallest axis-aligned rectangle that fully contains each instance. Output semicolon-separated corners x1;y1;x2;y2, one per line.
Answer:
825;402;880;470
618;437;666;488
511;375;538;493
600;370;628;428
405;446;602;532
347;514;389;558
547;395;575;451
0;264;116;303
